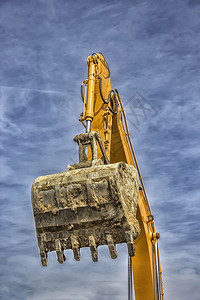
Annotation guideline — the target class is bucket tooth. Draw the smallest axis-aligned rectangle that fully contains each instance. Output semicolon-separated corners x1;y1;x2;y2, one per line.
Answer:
89;235;98;262
40;251;48;267
125;231;136;257
71;235;80;261
56;250;66;264
55;240;66;264
106;234;117;259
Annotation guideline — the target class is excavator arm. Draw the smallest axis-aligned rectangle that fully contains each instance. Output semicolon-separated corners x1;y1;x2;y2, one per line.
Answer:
80;53;164;300
31;53;164;300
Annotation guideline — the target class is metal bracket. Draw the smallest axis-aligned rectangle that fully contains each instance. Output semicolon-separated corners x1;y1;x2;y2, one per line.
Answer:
73;131;110;165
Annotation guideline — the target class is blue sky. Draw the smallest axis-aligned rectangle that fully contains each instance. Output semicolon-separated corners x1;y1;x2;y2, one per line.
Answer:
0;0;200;299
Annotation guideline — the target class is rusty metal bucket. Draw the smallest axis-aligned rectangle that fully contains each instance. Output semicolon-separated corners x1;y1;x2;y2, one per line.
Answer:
31;132;140;266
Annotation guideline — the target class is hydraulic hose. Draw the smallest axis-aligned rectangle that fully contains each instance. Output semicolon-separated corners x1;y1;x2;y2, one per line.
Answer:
108;90;118;115
99;77;118;114
99;76;110;104
81;81;85;102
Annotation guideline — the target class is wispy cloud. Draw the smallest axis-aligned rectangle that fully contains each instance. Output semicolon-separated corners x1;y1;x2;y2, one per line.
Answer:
0;0;200;299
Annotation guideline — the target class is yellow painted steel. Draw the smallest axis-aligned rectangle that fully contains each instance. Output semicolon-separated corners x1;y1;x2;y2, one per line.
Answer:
132;192;157;300
111;105;158;300
84;53;113;160
81;53;164;300
157;244;164;299
85;56;96;122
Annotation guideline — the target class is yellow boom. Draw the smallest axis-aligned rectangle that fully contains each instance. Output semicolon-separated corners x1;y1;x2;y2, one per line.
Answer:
80;53;164;300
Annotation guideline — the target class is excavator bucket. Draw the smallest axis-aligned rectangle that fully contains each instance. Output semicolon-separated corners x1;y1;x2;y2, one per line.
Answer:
31;132;140;266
